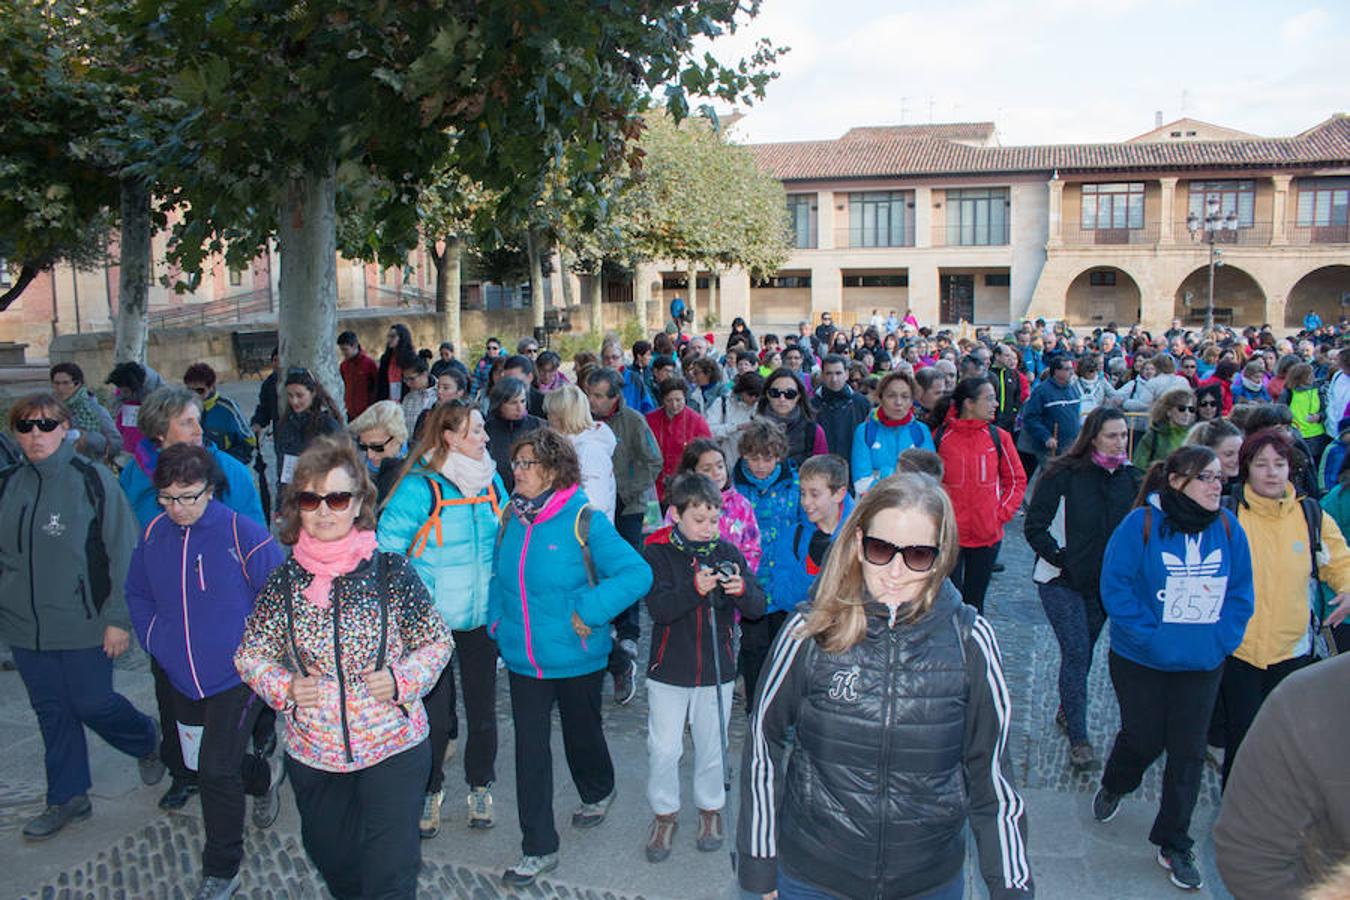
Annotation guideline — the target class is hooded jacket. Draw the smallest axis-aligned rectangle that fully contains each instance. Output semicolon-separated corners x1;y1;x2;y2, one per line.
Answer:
200;391;256;465
569;423;618;521
1100;494;1254;672
1024;457;1142;598
620;367;656;414
1131;421;1190;471
596;402;663;518
1020;377;1082;453
125;501;285;699
763;492;856;613
120;438;265;529
736;585;1033;899
850;410;935;491
733;459;801;606
811;385;872;464
487;485;653;680
989;365;1026;432
937;415;1026;548
646;405;712;503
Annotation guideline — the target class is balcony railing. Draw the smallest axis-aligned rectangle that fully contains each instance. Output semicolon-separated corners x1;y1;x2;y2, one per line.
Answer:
834;227;916;249
930;222;1011;247
1061;224;1161;245
1289;224;1350;245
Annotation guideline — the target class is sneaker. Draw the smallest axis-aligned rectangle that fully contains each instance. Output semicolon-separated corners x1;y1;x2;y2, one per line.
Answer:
192;873;241;900
254;730;277;760
619;638;639;660
158;777;199;811
22;794;92;841
696;808;724;852
1092;785;1122;823
572;789;616;828
1158;846;1203;890
1069;743;1099;771
139;723;167;786
467;786;494;829
645;813;679;862
613;657;637;706
502;853;559;887
252;750;287;829
1054;707;1068;735
419;790;444;839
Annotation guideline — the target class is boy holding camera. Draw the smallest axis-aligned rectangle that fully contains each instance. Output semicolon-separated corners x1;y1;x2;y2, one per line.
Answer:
641;473;765;863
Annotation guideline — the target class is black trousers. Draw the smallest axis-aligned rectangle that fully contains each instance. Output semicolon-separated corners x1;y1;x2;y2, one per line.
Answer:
1217;653;1314;787
951;542;1001;615
739;611;788;716
154;660;275;784
507;669;614;856
424;626;499;794
1101;652;1223;852
166;682;271;878
288;740;430;900
607;512;645;675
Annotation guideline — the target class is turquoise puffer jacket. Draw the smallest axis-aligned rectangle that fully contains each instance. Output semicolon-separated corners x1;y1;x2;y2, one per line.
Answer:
376;462;507;631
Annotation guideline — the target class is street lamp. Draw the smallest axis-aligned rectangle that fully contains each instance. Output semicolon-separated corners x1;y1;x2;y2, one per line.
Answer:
1186;196;1240;333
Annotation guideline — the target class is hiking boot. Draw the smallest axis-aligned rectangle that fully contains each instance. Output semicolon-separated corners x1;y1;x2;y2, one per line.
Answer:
159;777;199;811
645;813;679;862
1158;846;1203;890
696;808;724;852
572;789;615;828
1092;785;1122;823
613;657;637;706
467;786;494;829
22;795;92;841
192;873;241;900
1054;707;1068;735
1069;743;1099;771
139;723;167;786
502;853;559;887
252;750;287;829
419;790;444;839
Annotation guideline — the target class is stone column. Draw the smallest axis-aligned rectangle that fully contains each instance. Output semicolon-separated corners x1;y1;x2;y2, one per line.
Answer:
817;190;835;250
810;264;841;321
913;186;933;248
1047;178;1064;248
1158;177;1177;243
1271;174;1292;245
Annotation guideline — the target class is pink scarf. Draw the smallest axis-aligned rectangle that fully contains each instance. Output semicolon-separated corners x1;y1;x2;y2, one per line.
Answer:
293;528;379;610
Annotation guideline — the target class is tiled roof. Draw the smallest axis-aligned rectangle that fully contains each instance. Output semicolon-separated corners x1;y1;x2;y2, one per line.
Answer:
748;115;1350;181
840;122;996;143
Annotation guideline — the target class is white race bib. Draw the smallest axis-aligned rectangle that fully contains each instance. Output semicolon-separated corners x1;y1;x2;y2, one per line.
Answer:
176;722;204;772
281;454;299;484
388;381;402;402
1162;575;1227;625
120;404;139;428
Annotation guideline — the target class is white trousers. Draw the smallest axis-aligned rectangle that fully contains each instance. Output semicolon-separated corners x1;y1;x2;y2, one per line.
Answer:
646;679;734;815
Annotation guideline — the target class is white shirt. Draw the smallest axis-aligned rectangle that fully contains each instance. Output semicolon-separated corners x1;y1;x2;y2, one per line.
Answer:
570;424;618;521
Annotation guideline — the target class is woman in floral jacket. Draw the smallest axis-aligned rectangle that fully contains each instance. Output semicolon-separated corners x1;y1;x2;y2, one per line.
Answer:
236;438;452;900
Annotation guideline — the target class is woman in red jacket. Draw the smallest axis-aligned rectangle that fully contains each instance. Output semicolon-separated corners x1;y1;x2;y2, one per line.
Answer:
934;377;1026;614
645;377;711;506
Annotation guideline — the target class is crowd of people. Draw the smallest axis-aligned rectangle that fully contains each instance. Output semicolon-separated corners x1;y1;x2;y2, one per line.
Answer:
3;307;1350;898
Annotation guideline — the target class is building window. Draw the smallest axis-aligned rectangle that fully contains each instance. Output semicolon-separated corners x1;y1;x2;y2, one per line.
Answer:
1297;179;1350;227
848;191;914;247
1081;183;1144;230
662;274;711;290
842;274;908;287
786;194;818;249
228;268;243;287
1088;270;1117;287
1188;180;1255;228
946;188;1009;245
752;275;812;289
984;273;1010;287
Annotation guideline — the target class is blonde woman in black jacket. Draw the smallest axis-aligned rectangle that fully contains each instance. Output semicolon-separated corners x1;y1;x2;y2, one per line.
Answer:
737;473;1033;899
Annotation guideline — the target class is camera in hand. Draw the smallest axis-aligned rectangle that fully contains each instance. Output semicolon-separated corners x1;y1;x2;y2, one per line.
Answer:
710;561;737;581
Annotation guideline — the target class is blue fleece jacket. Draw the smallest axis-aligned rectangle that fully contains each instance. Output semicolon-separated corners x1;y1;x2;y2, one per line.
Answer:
850;412;935;489
1100;494;1255;672
764;492;856;613
488;485;653;679
622;367;657;414
120;438;265;529
125;500;285;699
1020;378;1082;452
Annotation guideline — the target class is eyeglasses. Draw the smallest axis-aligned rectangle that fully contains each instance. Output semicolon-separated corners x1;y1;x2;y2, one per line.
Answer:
510;458;540;471
356;437;394;452
15;418;61;434
1189;472;1222;484
1174;405;1196;413
295;491;354;512
766;387;799;400
157;487;209;507
861;535;939;572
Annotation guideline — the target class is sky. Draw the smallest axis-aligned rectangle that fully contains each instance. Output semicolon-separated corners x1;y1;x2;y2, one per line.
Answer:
700;0;1348;147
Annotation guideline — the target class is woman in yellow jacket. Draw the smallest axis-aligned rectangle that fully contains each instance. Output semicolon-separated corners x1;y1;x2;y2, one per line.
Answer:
1219;427;1350;787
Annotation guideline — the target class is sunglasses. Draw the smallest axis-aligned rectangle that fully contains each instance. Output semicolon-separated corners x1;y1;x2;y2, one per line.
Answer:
766;387;800;400
1198;399;1218;408
1174;405;1196;413
295;491;354;512
861;534;939;571
158;487;209;507
356;437;394;452
15;418;61;433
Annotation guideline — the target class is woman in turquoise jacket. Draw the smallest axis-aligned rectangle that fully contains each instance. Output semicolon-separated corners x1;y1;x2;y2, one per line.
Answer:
377;401;506;839
488;428;652;887
850;370;935;493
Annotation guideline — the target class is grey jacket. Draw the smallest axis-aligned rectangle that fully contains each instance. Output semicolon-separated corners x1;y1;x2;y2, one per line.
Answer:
600;403;663;518
0;441;138;651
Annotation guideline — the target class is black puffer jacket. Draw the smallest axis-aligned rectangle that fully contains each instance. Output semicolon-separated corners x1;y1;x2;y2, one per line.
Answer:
737;583;1033;899
1023;457;1142;599
812;385;872;462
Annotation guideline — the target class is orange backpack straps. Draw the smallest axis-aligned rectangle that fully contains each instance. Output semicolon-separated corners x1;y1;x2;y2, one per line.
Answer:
408;477;502;558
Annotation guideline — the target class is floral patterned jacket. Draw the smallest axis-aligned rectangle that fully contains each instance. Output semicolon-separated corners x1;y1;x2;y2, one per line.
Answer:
235;550;453;773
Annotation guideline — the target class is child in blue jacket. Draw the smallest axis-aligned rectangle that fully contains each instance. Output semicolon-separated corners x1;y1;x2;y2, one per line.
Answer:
765;454;855;614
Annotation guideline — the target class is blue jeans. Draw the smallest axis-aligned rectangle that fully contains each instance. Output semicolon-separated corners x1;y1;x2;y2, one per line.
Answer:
776;865;964;900
12;646;157;805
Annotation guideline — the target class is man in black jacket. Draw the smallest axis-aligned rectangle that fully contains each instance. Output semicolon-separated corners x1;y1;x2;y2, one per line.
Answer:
989;343;1025;434
812;355;871;473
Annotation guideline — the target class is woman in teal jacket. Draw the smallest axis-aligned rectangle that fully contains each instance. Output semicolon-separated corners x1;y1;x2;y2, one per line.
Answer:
850;370;935;493
377;401;506;838
488;428;652;887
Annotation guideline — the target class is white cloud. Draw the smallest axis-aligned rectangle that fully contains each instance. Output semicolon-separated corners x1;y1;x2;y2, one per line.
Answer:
1280;8;1331;43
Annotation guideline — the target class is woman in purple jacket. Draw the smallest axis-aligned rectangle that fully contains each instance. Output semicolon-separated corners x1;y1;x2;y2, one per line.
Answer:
125;444;287;900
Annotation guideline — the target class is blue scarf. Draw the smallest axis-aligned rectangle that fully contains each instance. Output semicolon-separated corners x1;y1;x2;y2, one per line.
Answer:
739;462;782;491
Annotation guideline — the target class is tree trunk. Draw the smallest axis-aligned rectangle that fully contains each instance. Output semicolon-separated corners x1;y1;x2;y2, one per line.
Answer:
634;268;649;333
588;269;603;334
708;269;719;328
686;261;698;328
431;235;462;349
559;247;576;308
526;228;546;330
113;178;151;364
0;263;43;313
277;163;343;415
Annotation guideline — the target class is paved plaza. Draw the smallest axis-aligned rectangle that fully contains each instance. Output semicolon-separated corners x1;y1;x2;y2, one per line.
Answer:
0;381;1238;899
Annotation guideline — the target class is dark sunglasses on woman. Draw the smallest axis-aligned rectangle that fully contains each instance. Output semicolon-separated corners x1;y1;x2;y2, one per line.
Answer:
295;491;354;512
767;387;799;400
15;418;61;433
861;534;939;571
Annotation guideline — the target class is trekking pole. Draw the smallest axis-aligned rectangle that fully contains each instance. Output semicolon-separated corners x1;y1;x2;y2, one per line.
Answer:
706;592;736;871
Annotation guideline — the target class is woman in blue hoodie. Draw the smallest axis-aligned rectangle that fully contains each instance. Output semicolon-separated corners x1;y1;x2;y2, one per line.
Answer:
125;444;287;900
488;428;652;887
1092;445;1254;892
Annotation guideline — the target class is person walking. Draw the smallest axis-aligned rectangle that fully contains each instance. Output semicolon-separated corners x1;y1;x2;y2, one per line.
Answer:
1132;389;1197;470
337;331;380;422
274;369;344;495
850;371;935;493
705;371;762;474
646;378;712;507
376;323;419;403
0;393;165;840
235;438;453;900
348;400;408;503
546;384;617;521
1020;356;1082;473
182;363;257;465
484;376;545;493
49;362;121;452
811;354;871;468
756;369;827;469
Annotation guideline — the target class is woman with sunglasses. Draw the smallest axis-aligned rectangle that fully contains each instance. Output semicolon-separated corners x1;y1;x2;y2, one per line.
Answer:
0;394;164;841
378;401;505;839
1132;388;1196;470
275;369;343;496
347;400;408;504
124;444;287;900
1194;384;1224;423
1093;446;1254;891
235;438;452;900
738;473;1032;900
755;370;826;469
850;371;935;494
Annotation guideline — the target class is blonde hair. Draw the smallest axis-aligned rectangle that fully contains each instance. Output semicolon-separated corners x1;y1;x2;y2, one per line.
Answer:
543;383;595;436
347;399;407;444
796;473;959;654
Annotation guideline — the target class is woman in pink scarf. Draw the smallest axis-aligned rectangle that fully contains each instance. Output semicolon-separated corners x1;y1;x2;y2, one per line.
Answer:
236;438;451;900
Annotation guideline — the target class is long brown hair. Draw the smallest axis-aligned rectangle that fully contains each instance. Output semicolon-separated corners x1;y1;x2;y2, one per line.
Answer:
386;401;479;505
796;473;959;654
277;437;378;545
